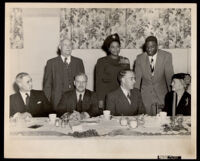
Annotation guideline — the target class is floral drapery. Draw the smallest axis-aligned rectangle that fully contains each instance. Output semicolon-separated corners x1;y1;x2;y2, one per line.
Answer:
10;8;24;49
60;8;191;49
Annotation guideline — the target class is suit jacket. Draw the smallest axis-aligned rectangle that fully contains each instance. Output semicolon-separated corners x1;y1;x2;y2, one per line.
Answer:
43;55;85;109
106;87;146;116
56;89;99;117
95;56;130;102
10;90;53;117
134;49;174;115
163;91;191;116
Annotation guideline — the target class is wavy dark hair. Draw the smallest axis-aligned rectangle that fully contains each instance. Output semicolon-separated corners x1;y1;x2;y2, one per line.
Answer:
117;69;134;83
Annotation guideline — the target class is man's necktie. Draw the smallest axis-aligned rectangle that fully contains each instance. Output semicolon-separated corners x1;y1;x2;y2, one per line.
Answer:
77;94;82;112
150;58;154;74
25;93;30;106
64;57;69;66
127;93;131;104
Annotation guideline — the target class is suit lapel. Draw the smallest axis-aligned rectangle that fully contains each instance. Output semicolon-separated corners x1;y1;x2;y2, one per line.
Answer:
144;53;152;79
29;90;35;112
82;90;90;111
17;92;26;106
70;56;74;65
130;90;135;106
153;50;163;80
72;90;77;111
57;56;65;81
68;56;75;70
118;88;131;107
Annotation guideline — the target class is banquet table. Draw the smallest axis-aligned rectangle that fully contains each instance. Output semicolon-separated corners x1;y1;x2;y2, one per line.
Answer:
9;116;191;140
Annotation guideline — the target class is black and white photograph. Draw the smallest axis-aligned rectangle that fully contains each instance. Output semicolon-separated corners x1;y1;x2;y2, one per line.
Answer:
4;3;197;159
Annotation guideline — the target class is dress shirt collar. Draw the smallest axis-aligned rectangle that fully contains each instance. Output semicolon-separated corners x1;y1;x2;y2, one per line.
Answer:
19;90;30;104
76;90;85;101
120;86;131;104
148;52;157;64
120;86;130;97
61;55;71;64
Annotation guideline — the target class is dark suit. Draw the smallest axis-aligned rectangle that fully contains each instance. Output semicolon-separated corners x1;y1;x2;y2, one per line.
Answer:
134;49;174;115
163;91;191;116
43;55;85;109
56;89;99;117
10;90;52;117
106;87;146;116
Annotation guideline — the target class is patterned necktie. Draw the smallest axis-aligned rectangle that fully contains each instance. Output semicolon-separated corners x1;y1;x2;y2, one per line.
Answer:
77;94;82;112
150;58;154;74
127;93;131;104
64;57;69;65
25;93;30;106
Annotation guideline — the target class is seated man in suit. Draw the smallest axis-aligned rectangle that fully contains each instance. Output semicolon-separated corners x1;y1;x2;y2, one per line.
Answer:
106;70;146;116
56;73;99;117
10;72;52;117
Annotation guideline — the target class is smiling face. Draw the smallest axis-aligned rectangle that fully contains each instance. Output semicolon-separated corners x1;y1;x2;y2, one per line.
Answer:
17;75;33;92
145;41;158;56
60;39;72;57
121;71;136;90
171;78;185;92
74;74;87;93
109;41;120;56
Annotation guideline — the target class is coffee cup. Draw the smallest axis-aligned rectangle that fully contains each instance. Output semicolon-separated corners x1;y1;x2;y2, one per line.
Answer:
49;113;57;124
104;114;111;120
120;118;128;126
103;110;111;116
160;112;167;118
129;120;138;128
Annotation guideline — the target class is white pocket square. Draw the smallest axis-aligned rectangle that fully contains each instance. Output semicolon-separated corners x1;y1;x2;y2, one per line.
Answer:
37;101;42;104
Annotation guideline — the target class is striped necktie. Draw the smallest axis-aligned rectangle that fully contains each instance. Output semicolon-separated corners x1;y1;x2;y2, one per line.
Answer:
76;94;82;112
127;93;131;104
64;57;69;65
25;93;30;106
150;58;154;74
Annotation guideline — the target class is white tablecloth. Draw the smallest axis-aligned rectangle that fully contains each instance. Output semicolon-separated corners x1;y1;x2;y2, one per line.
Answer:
9;116;191;139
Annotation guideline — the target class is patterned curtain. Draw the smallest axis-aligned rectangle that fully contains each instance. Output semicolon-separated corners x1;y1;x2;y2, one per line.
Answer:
60;8;191;49
10;8;24;49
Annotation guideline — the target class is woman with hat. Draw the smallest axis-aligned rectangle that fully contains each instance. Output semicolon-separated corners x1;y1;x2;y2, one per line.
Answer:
95;33;130;110
163;73;191;116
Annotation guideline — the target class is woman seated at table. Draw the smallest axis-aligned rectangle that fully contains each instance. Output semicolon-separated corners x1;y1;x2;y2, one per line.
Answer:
163;73;191;116
95;33;130;110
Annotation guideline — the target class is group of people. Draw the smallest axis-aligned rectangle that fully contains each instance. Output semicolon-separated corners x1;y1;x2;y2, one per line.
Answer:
10;34;191;118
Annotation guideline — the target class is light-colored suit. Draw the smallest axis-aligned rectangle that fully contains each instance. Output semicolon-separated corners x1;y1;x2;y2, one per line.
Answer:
134;49;174;115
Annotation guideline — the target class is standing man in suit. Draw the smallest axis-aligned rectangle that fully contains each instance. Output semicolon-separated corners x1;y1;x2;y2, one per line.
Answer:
134;36;174;115
106;70;145;116
10;73;52;117
43;38;85;110
56;73;99;117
